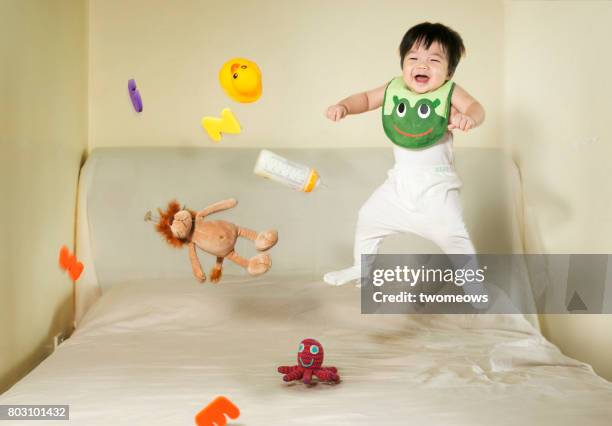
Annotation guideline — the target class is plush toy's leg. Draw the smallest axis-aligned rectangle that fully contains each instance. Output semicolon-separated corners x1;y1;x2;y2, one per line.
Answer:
237;227;257;241
238;227;278;251
226;251;249;268
255;230;278;251
314;368;340;383
188;242;206;283
277;366;297;374
226;251;271;276
280;367;304;382
302;369;314;384
210;257;224;283
247;253;271;275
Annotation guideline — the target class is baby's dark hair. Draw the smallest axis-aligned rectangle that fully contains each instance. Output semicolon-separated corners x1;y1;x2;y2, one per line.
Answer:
399;22;465;77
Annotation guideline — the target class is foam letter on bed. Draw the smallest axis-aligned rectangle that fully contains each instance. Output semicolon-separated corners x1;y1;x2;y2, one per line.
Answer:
195;396;240;426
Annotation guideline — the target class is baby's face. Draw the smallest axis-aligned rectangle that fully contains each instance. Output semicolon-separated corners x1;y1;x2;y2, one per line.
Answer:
401;41;450;93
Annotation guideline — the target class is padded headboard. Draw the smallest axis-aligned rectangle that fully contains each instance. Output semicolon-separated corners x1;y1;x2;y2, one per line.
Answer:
75;147;523;322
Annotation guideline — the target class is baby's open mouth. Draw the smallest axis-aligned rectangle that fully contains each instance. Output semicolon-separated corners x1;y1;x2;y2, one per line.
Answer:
414;74;430;84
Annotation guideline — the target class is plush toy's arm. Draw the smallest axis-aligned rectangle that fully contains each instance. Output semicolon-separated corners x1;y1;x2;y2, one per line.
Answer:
196;198;238;220
188;242;206;282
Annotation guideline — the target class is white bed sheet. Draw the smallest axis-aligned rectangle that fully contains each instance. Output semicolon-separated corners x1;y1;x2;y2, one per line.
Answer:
2;275;611;425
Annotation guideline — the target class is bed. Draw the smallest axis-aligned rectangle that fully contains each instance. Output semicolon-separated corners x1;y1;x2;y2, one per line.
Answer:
1;147;611;425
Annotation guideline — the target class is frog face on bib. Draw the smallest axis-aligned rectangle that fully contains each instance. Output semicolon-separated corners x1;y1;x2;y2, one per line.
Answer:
382;96;447;149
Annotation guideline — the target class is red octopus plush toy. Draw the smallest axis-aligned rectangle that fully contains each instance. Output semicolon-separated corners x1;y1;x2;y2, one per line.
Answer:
277;339;340;384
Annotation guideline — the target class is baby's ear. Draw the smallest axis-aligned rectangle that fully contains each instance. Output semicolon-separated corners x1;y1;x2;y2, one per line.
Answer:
432;99;441;109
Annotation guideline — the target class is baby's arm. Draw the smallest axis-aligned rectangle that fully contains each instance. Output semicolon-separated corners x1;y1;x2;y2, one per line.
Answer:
325;84;387;121
449;84;485;132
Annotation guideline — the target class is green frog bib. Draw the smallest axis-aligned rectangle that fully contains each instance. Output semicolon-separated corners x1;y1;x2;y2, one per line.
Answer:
382;77;455;149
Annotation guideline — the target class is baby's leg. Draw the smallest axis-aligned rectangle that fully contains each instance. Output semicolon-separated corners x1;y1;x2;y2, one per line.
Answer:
324;180;400;286
323;266;362;286
422;186;488;305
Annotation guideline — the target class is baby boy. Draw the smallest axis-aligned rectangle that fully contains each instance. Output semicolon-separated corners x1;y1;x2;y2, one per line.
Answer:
324;22;485;287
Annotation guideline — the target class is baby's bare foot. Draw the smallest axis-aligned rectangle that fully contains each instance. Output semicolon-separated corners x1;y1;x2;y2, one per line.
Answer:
323;266;361;286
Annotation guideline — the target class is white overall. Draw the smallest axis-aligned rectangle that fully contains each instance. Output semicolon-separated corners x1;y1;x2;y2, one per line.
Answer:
324;133;480;287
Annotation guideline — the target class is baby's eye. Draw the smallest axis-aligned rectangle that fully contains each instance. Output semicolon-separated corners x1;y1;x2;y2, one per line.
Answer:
417;104;431;119
396;102;407;118
430;59;440;63
408;57;417;61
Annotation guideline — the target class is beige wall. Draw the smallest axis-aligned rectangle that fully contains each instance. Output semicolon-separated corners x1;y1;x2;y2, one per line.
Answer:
504;0;612;380
0;0;88;393
88;0;503;149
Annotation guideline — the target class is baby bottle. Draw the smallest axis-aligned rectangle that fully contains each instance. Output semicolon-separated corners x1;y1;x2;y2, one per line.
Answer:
253;149;321;193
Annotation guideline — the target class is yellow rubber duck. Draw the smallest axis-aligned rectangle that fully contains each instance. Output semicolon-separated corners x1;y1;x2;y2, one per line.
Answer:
218;58;262;103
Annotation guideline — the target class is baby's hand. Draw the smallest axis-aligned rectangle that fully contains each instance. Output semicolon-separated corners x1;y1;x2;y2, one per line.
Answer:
325;104;348;122
448;112;476;132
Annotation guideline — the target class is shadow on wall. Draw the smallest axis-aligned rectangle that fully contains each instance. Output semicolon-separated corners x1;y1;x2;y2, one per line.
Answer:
0;294;73;394
458;149;516;254
506;109;573;254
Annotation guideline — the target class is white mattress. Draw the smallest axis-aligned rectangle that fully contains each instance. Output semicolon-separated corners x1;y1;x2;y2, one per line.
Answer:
2;275;611;425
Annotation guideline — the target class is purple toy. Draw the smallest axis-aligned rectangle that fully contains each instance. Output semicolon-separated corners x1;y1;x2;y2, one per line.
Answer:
128;79;143;113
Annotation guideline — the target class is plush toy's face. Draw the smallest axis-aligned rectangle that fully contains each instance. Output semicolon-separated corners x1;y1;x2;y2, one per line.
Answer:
297;338;324;369
171;210;193;240
382;96;446;149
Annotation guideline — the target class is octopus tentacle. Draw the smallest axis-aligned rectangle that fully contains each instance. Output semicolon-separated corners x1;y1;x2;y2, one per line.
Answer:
302;369;313;384
313;368;340;383
282;366;304;382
